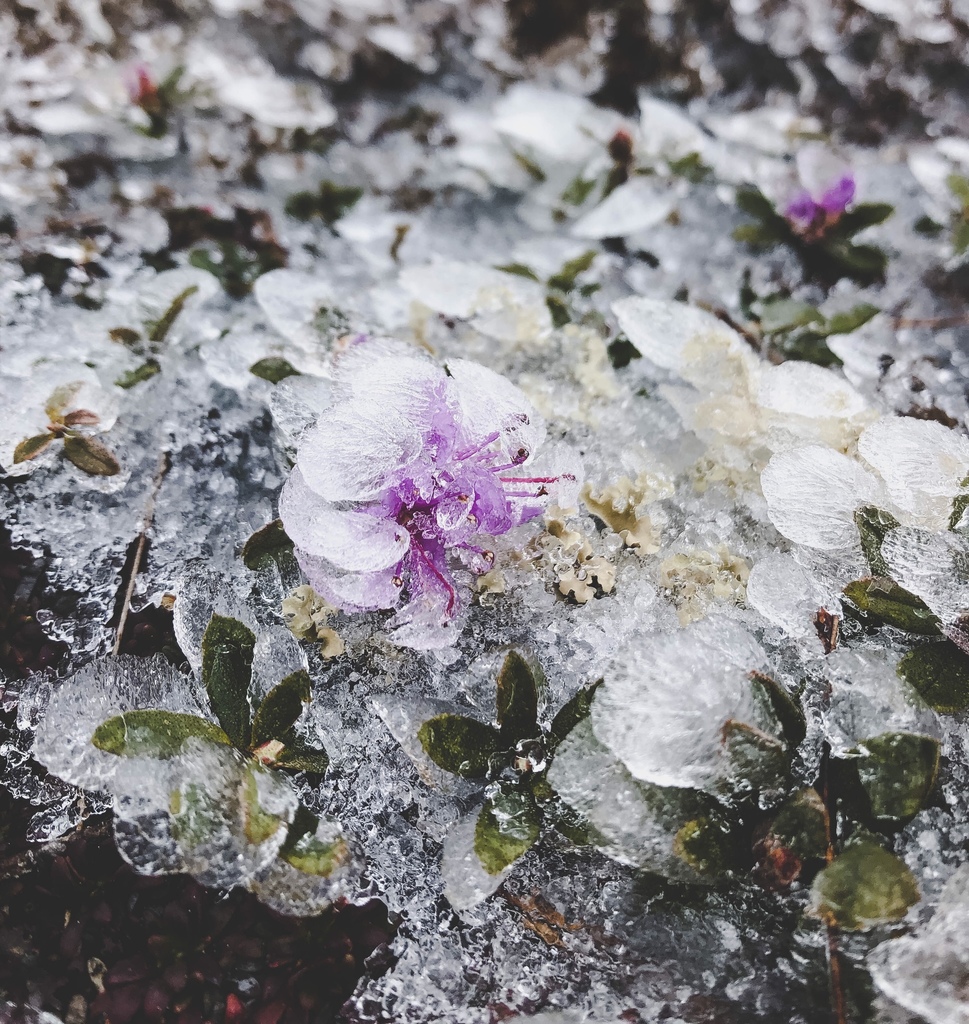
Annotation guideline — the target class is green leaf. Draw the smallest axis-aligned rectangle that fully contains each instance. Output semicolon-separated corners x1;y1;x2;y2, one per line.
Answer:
547;249;597;293
606;334;641;369
274;736;330;774
721;719;789;799
758;298;822;334
561;174;597;206
249;357;300;384
824;240;888;283
201;614;255;749
843;577;940;635
749;672;806;747
241;519;294;570
115;359;161;389
837;202;894;235
854;505;901;577
947;173;969;208
809;838;919;930
44;381;83;422
92;710;230;758
13;432;55;464
953;220;969;256
950;492;969;531
281;819;351;876
851;732;940;825
109;327;144;348
493;262;540;282
824;303;880;336
913;215;944;238
548;680;601;751
251;670;310;748
240;762;288;845
62;434;121;476
668;152;711;183
767;788;828;861
495;650;540;745
145;285;199;344
672;815;734;877
898;641;969;713
474;784;541;875
735;185;779;222
776;330;841;367
417;714;502;778
732;223;784;247
546;294;570;328
512;151;546;182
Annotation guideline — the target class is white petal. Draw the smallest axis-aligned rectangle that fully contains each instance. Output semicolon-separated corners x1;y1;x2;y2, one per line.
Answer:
758;362;869;421
295;550;403;613
280;470;409;573
761;445;887;549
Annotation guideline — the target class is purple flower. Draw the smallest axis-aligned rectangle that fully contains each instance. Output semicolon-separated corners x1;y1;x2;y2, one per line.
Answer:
783;145;856;240
280;341;575;649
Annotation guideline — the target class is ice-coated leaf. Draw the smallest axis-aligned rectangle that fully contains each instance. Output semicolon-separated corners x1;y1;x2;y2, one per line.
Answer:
809;839;919;930
61;409;99;427
92;710;231;759
758;298;823;334
251;670;310;748
474;784;541;876
750;672;806;747
767;788;828;861
881;526;969;627
145;284;199;344
898;642;969;714
201;614;256;749
850;732;940;825
62;434;121;476
854;505;902;577
44;381;83;422
241;762;290;846
837;202;894;235
279;808;352;878
13;432;55;463
548;680;601;750
720;718;789;801
242;519;294;570
843;577;940;635
250;356;300;383
418;714;502;778
274;737;330;774
115;359;161;389
495;650;540;745
825;304;879;335
761;445;885;549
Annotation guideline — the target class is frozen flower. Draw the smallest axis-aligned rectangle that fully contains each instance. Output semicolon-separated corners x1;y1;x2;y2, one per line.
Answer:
784;146;856;241
280;341;576;648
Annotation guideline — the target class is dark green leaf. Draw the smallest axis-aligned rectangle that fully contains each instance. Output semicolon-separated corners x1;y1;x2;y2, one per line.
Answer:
776;330;841;367
954;220;969;256
146;285;199;344
201;614;255;749
852;732;940;825
494;262;541;281
749;672;806;747
809;838;919;930
63;434;121;476
672;815;734;877
898;641;969;713
735;185;779;222
733;222;785;247
767;788;828;861
721;719;788;799
824;303;880;336
512;151;546;182
251;670;310;748
548;680;602;751
824;240;887;283
274;736;330;774
854;505;901;577
546;294;570;328
115;359;161;389
474;784;541;875
92;709;230;758
13;432;55;464
913;215;944;238
417;714;502;778
758;298;822;334
950;493;969;531
547;250;597;293
607;334;641;369
242;519;294;570
667;152;711;183
249;356;300;384
837;202;894;235
843;577;940;635
109;327;143;348
496;650;540;744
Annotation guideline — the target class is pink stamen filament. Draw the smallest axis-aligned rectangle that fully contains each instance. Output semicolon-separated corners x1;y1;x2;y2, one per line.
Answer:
409;532;457;615
499;476;560;484
455;431;501;460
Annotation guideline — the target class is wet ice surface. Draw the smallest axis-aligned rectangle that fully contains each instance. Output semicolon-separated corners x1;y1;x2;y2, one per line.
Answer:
4;1;969;1022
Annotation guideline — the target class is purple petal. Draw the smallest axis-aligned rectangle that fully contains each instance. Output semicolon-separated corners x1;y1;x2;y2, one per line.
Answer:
819;174;855;216
295;549;404;613
279;469;410;573
784;191;820;225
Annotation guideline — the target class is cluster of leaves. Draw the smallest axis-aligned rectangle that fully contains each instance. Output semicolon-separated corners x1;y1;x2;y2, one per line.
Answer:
13;382;120;476
497;250;600;329
131;66;186;140
747;293;879;367
147;207;288;297
417;651;598;877
111;283;199;389
284;180;364;226
734;185;893;286
94;614;339;878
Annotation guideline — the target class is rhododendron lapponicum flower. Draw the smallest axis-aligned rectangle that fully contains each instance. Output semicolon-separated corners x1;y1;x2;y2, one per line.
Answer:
280;341;575;648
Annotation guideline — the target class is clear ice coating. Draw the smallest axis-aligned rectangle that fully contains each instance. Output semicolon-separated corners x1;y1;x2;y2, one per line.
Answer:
4;0;969;1020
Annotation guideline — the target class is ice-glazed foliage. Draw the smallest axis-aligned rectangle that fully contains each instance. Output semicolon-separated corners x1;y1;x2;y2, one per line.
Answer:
7;0;969;1020
281;340;577;649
